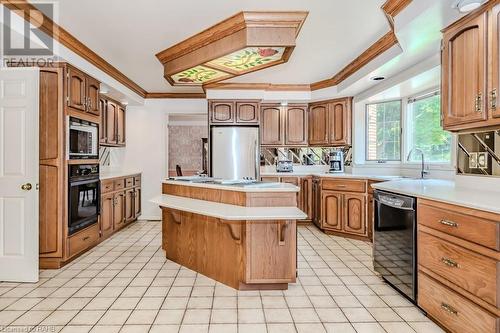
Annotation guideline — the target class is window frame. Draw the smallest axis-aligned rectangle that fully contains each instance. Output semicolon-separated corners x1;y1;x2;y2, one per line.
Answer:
404;88;453;167
364;99;403;163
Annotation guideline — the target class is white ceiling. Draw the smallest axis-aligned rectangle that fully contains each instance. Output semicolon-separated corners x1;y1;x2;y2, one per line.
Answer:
34;0;389;93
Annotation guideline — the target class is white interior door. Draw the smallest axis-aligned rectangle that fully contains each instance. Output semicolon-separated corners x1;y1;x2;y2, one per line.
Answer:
0;68;39;282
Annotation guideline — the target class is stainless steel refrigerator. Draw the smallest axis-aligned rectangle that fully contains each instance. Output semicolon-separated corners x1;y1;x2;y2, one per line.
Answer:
210;126;260;180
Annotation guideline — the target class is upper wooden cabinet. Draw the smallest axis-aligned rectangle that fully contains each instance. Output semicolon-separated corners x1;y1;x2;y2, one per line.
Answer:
442;3;500;131
100;96;126;147
261;104;308;146
236;101;260;123
209;100;261;125
285;105;308;145
66;65;100;117
309;97;352;146
261;104;285;145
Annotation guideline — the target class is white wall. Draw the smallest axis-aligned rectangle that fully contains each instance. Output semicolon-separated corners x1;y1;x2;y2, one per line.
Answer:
109;99;207;220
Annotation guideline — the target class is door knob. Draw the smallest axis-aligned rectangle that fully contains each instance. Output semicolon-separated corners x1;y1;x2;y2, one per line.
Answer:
21;183;32;191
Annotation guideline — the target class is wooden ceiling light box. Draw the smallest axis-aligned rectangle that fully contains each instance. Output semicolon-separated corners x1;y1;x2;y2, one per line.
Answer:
155;11;308;87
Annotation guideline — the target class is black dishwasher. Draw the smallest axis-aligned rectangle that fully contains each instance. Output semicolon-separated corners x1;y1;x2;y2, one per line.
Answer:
373;190;417;304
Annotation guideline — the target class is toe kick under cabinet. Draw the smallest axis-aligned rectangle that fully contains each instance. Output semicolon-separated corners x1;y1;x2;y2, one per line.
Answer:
417;199;500;333
100;174;142;240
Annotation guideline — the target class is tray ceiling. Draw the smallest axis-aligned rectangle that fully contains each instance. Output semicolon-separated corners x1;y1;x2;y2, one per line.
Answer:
31;0;389;93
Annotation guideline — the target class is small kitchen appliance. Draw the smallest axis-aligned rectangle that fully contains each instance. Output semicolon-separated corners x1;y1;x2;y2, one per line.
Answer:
329;149;344;173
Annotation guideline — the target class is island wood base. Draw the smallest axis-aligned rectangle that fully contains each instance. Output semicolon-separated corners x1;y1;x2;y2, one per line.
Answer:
161;208;297;290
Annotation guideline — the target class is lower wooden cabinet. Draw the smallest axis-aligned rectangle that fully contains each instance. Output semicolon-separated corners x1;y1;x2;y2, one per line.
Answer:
100;174;142;240
417;198;500;333
343;194;366;235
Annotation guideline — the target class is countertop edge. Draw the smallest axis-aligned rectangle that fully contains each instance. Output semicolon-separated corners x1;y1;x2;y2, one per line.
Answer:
151;195;307;221
162;180;300;193
100;171;142;180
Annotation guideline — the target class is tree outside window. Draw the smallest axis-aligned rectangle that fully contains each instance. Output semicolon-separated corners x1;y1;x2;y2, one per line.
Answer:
366;100;402;161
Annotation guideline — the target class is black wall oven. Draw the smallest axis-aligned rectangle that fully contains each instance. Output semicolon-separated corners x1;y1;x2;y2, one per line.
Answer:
373;190;417;304
68;164;100;235
68;117;99;160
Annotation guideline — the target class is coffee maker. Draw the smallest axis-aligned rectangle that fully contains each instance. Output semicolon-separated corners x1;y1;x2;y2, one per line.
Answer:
329;149;344;173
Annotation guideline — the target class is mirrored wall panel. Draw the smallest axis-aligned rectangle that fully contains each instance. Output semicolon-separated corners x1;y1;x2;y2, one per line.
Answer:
261;147;352;166
457;130;500;177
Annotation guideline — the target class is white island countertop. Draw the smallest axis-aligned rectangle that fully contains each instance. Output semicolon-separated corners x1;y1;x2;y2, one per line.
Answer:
151;194;307;221
372;179;500;215
163;179;300;192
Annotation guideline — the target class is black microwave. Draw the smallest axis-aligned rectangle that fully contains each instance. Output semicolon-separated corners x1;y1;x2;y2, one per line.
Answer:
68;117;99;159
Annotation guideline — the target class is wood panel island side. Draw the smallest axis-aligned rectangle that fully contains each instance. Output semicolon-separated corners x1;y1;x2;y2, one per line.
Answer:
152;180;307;290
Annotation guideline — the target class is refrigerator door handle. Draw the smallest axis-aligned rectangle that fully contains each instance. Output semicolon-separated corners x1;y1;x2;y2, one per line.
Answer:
254;140;259;180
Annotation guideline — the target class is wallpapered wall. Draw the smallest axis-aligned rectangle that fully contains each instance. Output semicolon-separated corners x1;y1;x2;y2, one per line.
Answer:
168;125;208;176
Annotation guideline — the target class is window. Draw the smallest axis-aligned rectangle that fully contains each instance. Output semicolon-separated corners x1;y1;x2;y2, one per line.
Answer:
407;92;451;163
365;100;402;161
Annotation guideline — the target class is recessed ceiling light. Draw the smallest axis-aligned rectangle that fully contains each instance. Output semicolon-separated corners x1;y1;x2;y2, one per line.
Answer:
281;101;288;106
100;85;109;94
370;76;385;81
453;0;484;13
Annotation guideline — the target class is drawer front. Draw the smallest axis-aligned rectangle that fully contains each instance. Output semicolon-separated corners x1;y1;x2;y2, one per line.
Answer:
125;177;134;188
418;202;499;250
101;180;114;194
114;179;125;191
68;224;99;257
418;273;499;333
322;179;366;193
418;231;498;307
134;176;141;186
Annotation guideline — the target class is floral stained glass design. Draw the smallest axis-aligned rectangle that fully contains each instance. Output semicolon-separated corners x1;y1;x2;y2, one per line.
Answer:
171;65;231;84
206;47;286;73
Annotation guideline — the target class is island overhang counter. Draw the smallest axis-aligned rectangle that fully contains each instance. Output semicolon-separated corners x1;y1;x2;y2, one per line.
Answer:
152;180;307;290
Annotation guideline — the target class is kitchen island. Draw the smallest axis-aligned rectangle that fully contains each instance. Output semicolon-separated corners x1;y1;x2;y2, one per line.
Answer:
152;180;306;290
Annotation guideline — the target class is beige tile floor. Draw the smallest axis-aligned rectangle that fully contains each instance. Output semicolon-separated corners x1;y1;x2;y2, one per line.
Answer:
0;221;444;333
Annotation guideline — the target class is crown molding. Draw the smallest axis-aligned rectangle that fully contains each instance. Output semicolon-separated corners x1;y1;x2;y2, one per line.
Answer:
2;1;412;97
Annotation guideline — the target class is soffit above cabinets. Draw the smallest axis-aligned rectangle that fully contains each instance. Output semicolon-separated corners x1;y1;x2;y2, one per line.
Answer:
155;11;308;87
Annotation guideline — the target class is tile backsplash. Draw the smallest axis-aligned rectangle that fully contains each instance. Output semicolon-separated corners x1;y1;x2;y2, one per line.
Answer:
457;129;500;177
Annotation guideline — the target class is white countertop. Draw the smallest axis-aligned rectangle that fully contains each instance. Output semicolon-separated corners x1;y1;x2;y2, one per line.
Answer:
163;179;300;192
100;170;142;180
372;179;500;215
261;171;401;181
151;195;307;221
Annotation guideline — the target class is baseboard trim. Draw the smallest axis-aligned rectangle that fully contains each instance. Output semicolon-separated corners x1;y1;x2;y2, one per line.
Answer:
138;216;161;221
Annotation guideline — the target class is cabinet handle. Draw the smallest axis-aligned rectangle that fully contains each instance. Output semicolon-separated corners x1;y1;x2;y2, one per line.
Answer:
335;185;347;188
441;257;460;268
439;219;458;228
475;93;483;113
82;236;90;241
440;302;458;316
490;89;497;109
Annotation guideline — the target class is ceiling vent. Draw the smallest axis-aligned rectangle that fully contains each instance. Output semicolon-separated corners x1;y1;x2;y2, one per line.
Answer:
155;12;308;87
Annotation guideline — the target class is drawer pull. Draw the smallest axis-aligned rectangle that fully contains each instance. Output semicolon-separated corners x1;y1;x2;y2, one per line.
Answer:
82;236;90;241
439;219;458;228
441;257;460;268
335;185;347;188
441;302;458;316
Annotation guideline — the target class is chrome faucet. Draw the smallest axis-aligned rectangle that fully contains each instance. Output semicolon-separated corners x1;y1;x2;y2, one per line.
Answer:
407;148;429;179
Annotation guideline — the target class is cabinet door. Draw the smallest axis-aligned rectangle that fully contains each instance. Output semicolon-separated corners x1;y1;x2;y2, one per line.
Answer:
86;76;100;116
134;187;141;218
99;98;107;144
117;106;126;146
100;193;114;238
285;105;308;146
343;194;366;236
106;101;117;145
261;105;284;145
442;12;488;129
321;191;343;231
113;192;125;230
489;4;500;119
329;99;351;145
124;189;135;223
309;104;329;145
67;66;87;112
236;101;259;123
210;101;234;123
300;177;313;220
